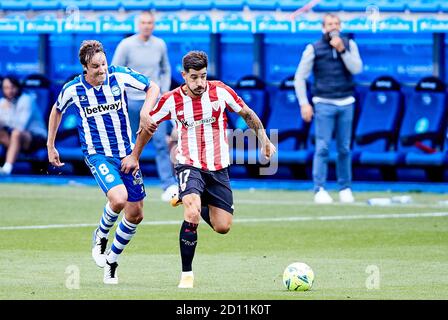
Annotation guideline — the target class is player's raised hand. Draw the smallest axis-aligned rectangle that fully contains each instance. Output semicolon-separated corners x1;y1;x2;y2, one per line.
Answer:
121;154;139;175
261;141;276;160
139;112;158;135
47;147;65;167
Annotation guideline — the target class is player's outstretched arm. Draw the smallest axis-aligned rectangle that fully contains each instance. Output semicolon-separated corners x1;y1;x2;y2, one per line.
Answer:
139;82;160;134
47;104;65;167
238;104;276;160
121;118;157;174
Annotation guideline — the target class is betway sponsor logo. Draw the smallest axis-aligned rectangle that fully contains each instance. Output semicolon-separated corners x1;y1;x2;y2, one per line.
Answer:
180;116;216;128
84;101;122;117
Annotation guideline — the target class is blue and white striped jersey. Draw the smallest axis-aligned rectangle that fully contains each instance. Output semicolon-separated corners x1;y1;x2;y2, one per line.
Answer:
56;65;150;158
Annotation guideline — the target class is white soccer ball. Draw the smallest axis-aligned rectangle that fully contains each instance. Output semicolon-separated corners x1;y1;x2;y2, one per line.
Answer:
283;262;315;291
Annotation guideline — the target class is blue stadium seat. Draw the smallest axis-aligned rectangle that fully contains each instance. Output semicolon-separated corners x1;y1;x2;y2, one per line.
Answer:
121;0;153;11
376;0;407;12
90;0;121;11
56;106;83;161
182;0;213;10
246;0;278;11
60;0;91;10
228;76;269;167
312;0;341;12
277;0;308;12
401;77;448;168
153;0;182;11
353;76;404;166
22;74;53;123
29;1;60;11
229;75;269;130
214;0;245;11
441;2;448;12
0;0;30;11
341;1;372;12
266;76;310;164
358;77;448;178
407;0;440;13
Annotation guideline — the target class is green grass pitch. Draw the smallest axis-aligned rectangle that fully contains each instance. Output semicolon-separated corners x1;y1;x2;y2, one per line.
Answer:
0;183;447;300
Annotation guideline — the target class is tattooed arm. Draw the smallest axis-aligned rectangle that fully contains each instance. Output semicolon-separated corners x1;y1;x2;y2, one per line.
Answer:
238;104;276;159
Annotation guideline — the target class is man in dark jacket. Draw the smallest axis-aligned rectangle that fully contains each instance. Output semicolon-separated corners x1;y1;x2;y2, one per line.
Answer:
294;13;363;204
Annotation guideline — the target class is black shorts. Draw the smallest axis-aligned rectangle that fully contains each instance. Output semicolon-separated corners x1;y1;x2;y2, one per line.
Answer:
175;164;234;214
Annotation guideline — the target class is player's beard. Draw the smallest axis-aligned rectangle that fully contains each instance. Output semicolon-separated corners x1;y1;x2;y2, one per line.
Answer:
187;83;205;97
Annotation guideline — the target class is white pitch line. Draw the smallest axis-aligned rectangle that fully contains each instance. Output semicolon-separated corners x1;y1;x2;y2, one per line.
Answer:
232;199;448;209
1;211;447;231
148;197;448;209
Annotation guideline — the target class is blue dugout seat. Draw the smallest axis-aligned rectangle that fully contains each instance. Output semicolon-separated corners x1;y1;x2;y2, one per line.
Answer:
401;77;448;168
354;76;404;166
277;0;309;11
228;75;269;130
153;0;182;11
182;0;213;10
441;2;448;12
246;0;278;11
29;1;60;11
228;76;270;165
341;1;372;12
90;1;121;10
407;0;440;13
121;0;153;11
214;0;245;10
51;75;83;162
358;76;448;173
56;103;83;161
22;74;53;123
266;76;311;164
313;0;341;12
376;0;407;12
60;1;91;10
0;1;30;11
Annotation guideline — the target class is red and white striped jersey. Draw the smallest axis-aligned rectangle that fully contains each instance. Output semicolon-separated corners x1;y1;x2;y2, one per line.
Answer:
150;80;244;171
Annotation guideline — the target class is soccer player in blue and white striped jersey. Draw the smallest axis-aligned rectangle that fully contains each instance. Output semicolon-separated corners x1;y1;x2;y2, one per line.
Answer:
47;40;160;284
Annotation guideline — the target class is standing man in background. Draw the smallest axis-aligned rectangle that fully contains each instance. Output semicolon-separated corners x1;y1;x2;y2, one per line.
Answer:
112;11;178;202
294;13;363;204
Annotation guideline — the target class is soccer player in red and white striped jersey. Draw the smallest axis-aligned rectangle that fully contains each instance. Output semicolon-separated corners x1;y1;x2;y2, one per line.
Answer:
122;51;276;288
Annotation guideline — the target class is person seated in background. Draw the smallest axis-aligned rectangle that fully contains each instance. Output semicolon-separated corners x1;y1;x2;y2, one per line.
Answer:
0;75;47;175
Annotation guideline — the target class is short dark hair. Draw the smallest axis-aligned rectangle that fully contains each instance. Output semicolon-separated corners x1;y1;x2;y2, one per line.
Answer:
2;75;22;98
182;51;208;72
322;13;340;26
79;40;105;67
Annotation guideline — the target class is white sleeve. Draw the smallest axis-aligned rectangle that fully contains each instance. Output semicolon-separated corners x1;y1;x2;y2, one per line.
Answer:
150;94;173;124
113;65;150;92
56;85;75;114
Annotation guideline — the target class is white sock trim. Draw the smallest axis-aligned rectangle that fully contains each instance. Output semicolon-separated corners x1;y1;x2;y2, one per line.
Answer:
105;202;120;216
122;216;138;229
182;271;194;277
